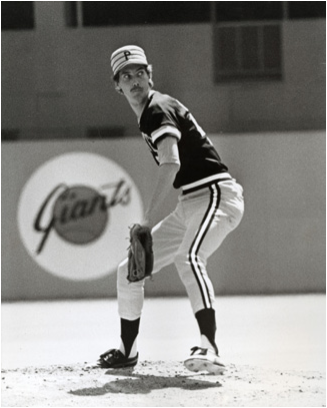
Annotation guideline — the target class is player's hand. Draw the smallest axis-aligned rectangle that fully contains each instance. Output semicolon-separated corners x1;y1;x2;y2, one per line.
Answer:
142;213;155;230
141;218;153;230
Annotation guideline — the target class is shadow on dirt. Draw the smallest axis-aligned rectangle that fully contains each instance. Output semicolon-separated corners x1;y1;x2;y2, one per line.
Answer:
69;367;222;396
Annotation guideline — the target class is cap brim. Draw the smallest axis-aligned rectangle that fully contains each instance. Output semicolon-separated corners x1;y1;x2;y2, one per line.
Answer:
114;59;148;76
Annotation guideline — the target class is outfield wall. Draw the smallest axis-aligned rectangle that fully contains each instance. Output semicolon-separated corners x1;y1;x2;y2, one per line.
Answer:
2;131;325;301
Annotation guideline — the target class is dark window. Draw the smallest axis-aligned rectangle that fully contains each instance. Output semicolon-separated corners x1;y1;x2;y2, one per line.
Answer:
215;1;283;22
241;26;260;70
1;1;34;30
213;2;283;83
263;25;282;70
82;1;210;26
214;24;282;82
288;1;326;19
65;1;78;27
1;129;20;141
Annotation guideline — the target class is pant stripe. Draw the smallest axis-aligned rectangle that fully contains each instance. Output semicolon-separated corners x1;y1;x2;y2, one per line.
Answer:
188;183;221;309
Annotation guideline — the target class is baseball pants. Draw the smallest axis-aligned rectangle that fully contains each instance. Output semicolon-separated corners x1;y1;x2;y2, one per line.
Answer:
117;178;244;320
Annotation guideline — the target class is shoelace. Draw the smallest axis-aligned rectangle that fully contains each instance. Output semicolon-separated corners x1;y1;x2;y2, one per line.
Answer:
190;346;208;355
104;349;121;362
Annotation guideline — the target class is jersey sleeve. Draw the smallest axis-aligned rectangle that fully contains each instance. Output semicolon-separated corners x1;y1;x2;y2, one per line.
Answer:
146;98;182;146
151;122;181;145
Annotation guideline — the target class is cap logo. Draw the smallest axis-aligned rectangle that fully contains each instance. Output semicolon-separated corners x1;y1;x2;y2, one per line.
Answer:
124;51;131;60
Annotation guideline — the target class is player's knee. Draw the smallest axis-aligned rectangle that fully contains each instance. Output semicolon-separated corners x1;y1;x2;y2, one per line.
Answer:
174;253;195;284
174;252;206;269
173;252;188;271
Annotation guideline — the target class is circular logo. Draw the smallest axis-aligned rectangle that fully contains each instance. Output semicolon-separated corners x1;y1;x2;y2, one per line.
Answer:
17;152;144;281
53;186;108;245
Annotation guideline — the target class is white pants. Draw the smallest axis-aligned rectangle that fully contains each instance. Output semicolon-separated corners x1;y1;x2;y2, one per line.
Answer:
117;179;244;320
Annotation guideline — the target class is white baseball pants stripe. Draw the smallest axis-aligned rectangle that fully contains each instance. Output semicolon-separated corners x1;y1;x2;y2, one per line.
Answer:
188;184;220;309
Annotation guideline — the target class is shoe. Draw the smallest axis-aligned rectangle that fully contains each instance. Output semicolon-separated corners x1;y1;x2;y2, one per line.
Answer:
98;348;138;369
184;346;226;374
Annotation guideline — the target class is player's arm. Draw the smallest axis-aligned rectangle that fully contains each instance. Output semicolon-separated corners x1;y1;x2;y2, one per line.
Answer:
143;136;180;229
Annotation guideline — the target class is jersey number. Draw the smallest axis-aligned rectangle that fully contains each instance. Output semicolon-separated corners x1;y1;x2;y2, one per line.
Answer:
188;112;206;138
177;100;206;138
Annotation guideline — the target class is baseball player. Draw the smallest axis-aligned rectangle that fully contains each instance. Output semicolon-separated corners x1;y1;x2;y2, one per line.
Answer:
99;45;244;374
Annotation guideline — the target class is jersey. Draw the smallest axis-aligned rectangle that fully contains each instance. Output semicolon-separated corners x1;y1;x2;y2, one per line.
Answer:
139;91;228;189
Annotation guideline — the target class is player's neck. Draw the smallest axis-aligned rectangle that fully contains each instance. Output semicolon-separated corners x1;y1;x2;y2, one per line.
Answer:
128;91;151;120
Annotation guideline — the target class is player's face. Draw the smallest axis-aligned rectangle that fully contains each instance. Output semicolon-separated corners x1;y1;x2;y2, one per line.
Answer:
118;64;151;103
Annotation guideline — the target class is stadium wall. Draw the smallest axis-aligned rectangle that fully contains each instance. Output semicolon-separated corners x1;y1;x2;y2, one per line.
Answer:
1;7;325;137
2;131;325;301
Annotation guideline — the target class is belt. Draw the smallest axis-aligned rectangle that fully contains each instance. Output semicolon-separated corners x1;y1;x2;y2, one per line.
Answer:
182;173;232;195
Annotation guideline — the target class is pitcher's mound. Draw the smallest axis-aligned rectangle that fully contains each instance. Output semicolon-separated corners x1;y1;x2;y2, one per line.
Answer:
2;360;325;407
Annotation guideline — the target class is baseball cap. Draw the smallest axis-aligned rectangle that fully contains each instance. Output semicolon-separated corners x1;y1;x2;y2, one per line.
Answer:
111;45;148;76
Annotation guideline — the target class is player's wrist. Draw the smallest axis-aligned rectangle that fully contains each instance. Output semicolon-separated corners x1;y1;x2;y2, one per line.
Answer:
142;213;154;229
142;219;152;229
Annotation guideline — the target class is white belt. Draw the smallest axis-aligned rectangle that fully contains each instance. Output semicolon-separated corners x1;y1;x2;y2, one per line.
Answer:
181;173;232;195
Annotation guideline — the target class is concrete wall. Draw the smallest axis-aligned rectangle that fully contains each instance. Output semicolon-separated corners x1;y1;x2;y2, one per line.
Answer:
2;131;325;301
1;2;325;138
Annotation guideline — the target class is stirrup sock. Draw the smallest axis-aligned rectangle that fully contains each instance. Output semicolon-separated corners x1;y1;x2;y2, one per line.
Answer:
195;308;219;355
120;317;140;358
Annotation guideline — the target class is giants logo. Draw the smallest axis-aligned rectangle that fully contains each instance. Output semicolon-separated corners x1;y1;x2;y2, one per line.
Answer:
34;181;130;254
17;152;143;281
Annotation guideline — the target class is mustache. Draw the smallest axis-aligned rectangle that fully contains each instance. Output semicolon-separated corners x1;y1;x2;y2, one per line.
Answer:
131;85;142;92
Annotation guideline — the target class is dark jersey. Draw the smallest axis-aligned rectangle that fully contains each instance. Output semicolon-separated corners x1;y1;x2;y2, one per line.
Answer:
139;91;228;189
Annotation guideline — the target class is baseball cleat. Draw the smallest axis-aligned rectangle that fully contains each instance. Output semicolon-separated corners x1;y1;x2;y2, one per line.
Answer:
184;346;226;375
98;348;138;369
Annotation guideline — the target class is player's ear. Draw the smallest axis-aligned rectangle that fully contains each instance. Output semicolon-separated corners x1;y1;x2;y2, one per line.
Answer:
147;65;154;88
115;83;124;95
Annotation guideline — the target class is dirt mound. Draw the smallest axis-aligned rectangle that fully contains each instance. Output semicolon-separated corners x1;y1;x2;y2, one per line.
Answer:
2;360;325;407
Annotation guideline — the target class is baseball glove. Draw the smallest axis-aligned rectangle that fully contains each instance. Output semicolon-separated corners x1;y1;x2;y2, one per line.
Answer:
127;224;154;282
